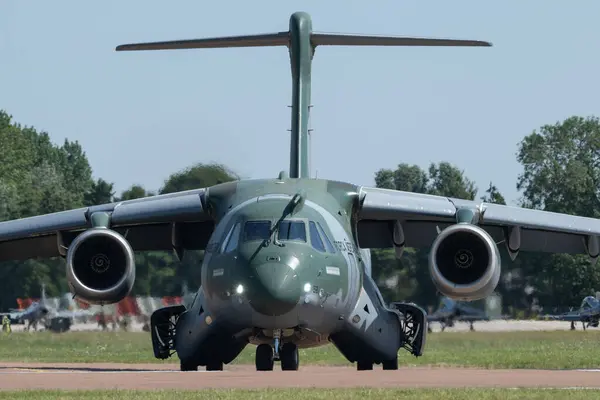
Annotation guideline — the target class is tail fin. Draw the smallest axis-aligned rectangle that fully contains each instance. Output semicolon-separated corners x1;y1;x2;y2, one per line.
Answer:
116;12;491;179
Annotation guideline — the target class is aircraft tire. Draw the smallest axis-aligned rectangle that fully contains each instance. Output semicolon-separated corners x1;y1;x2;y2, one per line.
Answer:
356;360;373;371
180;360;198;371
255;344;274;371
206;360;223;371
280;343;299;371
382;357;398;370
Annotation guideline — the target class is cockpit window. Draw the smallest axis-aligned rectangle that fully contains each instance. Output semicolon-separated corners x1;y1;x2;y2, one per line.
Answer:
277;220;306;242
244;220;272;242
315;222;336;253
309;221;326;252
222;222;241;253
582;296;599;309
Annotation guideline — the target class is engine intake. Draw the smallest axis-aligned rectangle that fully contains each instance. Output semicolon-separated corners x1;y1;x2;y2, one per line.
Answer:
428;223;500;301
65;228;136;305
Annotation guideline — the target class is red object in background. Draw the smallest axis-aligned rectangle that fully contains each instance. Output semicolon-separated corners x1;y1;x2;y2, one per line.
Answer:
115;297;141;316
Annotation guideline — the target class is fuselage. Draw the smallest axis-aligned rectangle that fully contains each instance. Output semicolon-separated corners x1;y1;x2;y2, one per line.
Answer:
193;177;369;347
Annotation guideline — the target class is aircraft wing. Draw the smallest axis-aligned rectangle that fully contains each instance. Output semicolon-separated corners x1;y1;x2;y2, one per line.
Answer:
0;187;212;262
357;187;600;257
541;305;600;322
0;310;24;319
542;311;593;322
0;308;34;321
454;314;490;322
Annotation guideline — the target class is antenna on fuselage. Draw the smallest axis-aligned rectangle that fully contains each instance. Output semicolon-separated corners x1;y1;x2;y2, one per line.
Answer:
115;12;491;180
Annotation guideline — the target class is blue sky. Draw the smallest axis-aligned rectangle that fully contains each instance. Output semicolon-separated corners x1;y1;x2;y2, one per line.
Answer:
2;1;599;205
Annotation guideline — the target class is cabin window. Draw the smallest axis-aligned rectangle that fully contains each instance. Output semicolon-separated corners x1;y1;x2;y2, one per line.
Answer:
315;222;336;253
222;222;241;253
309;221;326;252
277;220;306;242
243;220;272;242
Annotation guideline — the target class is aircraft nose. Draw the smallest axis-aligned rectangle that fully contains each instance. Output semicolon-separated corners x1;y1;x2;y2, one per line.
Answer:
248;262;301;317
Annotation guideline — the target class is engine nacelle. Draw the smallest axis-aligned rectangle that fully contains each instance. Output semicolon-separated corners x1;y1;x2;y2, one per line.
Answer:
428;223;501;301
65;228;136;305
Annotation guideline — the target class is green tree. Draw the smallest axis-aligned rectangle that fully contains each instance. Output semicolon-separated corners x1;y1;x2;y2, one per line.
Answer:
427;162;477;199
118;184;155;201
371;162;478;309
158;163;240;294
84;178;115;206
515;116;600;310
160;163;239;194
123;164;241;297
481;182;506;205
0;110;96;306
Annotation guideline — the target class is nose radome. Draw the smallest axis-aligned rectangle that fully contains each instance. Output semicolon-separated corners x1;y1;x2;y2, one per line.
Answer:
248;262;301;317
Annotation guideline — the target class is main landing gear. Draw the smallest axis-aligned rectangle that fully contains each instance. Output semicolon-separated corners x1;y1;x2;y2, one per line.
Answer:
255;330;299;371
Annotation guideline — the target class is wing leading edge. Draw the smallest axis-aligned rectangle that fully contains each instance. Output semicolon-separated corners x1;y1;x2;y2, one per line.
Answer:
357;186;600;259
0;187;213;262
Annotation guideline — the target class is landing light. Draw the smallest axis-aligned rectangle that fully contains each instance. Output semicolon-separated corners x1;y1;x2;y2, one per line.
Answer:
303;283;312;293
235;284;244;295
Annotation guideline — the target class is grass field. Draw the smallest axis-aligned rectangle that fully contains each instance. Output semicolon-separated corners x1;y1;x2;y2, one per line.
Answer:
2;329;600;369
0;389;598;400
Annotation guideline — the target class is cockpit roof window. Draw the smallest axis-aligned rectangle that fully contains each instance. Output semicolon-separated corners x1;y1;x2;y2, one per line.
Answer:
277;220;306;242
221;221;241;253
243;220;272;242
309;221;326;252
315;221;336;253
582;296;599;309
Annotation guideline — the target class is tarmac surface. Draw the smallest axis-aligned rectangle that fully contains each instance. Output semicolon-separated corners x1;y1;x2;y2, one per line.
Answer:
3;319;599;390
13;319;582;333
0;363;600;390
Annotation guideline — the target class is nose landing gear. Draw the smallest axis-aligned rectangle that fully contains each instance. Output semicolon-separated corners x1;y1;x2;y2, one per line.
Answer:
255;330;299;371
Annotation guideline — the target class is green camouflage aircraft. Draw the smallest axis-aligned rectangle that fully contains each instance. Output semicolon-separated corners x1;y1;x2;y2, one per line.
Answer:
1;11;599;372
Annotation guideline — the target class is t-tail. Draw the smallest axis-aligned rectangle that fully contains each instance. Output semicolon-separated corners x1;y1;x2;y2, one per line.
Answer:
116;12;491;179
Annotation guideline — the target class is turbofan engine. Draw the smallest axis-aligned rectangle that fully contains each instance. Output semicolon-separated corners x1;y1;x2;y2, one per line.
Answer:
65;228;136;305
428;223;500;301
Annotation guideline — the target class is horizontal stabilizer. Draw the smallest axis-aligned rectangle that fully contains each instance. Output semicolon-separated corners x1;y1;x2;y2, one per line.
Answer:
311;32;491;47
116;32;491;52
116;32;289;51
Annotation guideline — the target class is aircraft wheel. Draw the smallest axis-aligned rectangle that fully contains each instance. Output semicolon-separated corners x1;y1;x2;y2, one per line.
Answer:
180;360;198;371
382;357;398;370
357;360;373;371
255;343;274;371
206;360;223;371
280;343;299;371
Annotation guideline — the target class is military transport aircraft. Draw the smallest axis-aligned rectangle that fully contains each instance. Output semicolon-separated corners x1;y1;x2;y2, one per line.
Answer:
540;293;600;331
0;11;599;372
